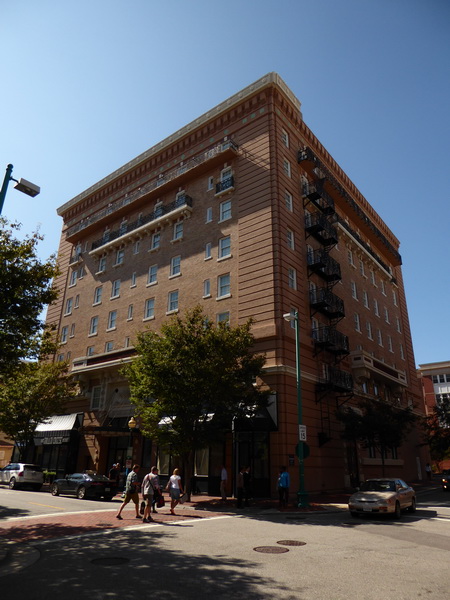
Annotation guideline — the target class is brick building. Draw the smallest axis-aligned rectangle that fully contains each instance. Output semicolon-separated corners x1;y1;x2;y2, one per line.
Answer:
42;73;427;494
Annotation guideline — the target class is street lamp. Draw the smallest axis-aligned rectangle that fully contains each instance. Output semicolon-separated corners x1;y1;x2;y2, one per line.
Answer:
0;164;40;215
283;311;309;507
126;416;137;476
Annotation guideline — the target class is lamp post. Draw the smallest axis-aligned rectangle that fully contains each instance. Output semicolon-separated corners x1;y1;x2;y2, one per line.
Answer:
283;311;309;507
0;163;40;215
126;416;137;476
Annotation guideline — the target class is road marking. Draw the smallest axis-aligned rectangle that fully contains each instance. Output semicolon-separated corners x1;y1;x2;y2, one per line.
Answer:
28;502;67;510
3;509;117;522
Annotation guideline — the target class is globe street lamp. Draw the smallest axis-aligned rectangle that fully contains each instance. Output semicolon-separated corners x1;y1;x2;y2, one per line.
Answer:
126;416;137;476
283;311;309;507
0;164;40;215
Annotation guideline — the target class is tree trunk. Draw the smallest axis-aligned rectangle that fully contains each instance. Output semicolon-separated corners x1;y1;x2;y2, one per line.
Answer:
182;449;195;501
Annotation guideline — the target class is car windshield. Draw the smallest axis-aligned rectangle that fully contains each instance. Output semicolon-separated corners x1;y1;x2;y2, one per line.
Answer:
85;474;110;482
361;480;396;492
24;465;43;472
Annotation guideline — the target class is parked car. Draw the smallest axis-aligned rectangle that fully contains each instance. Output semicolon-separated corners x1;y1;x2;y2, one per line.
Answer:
348;478;416;518
0;463;44;491
50;471;117;500
441;473;450;491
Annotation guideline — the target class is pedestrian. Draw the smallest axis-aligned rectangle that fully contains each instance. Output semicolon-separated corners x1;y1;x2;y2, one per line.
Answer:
425;462;432;481
277;466;290;509
242;466;251;507
150;466;161;514
141;469;155;523
236;466;245;508
166;467;184;515
220;465;228;501
116;464;141;520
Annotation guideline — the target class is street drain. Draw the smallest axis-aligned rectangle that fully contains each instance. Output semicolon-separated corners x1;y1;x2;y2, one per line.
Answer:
91;557;130;566
253;546;289;554
277;540;306;547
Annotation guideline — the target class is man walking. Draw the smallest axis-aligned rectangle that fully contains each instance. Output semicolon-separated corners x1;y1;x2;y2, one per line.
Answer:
116;464;141;520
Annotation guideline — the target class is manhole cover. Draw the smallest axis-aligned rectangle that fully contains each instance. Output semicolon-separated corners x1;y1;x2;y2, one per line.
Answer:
91;557;130;566
277;540;307;547
253;546;289;554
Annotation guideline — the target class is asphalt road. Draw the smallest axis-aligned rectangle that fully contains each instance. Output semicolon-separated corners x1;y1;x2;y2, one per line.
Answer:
0;486;449;600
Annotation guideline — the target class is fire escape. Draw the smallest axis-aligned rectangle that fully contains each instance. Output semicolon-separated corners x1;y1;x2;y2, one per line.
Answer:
300;151;354;446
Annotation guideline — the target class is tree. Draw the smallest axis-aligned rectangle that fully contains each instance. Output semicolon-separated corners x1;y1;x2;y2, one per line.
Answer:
0;218;58;377
337;399;417;476
0;361;77;461
124;306;270;497
422;396;450;470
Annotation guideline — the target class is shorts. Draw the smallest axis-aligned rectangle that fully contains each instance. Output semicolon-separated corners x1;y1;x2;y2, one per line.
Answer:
143;493;154;505
122;492;139;505
170;488;181;500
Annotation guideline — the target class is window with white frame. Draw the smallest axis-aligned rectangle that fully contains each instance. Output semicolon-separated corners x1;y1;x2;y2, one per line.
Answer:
218;236;231;259
91;386;102;411
396;317;402;332
366;321;373;340
400;343;405;359
124;337;131;348
373;298;380;316
78;266;85;280
131;272;137;287
203;279;211;298
173;221;183;240
205;242;212;260
283;158;291;177
107;310;117;330
351;281;358;300
74;294;80;309
167;290;179;312
144;298;155;319
380;279;386;295
206;207;212;223
285;191;293;211
148;265;158;285
64;298;73;315
377;329;383;346
105;341;114;353
93;286;102;305
354;313;361;332
281;129;289;148
207;176;214;191
363;290;369;308
60;326;68;344
87;346;95;357
133;240;140;254
392;290;398;306
115;248;125;265
384;307;390;323
288;267;297;290
70;323;75;337
219;199;231;221
370;269;377;286
217;273;231;298
170;255;181;277
69;270;77;286
89;316;99;336
217;311;230;324
98;256;106;273
151;232;161;250
348;250;354;266
127;304;133;320
287;229;295;250
359;259;366;277
388;335;393;352
111;279;121;298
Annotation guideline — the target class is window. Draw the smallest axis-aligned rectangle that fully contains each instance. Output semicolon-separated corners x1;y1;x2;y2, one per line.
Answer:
119;220;127;235
107;310;117;330
351;281;358;300
148;265;158;285
283;158;291;177
218;273;231;298
366;321;373;340
388;335;393;352
93;286;102;305
363;290;369;308
207;176;214;191
133;240;140;254
285;191;293;211
359;259;366;277
89;316;99;336
74;294;80;309
173;221;183;240
115;248;125;265
91;386;102;411
288;267;297;290
69;270;77;286
127;304;134;320
393;290;398;306
105;341;114;353
78;266;85;280
60;326;68;344
377;329;383;346
370;270;376;286
203;279;211;298
170;255;181;277
151;232;161;250
384;307;390;323
87;346;95;357
111;279;121;298
206;207;212;223
396;317;402;333
124;337;131;348
217;311;230;324
168;290;179;313
380;279;386;295
219;199;231;221
400;343;405;360
70;323;75;337
373;299;380;316
218;236;231;259
131;272;137;287
287;229;295;250
347;250;354;266
281;129;289;148
205;243;212;260
354;313;361;332
154;202;163;217
64;298;73;315
144;298;155;319
98;256;106;273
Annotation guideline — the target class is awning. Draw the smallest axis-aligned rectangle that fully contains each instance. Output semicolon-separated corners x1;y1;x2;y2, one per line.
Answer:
35;413;83;432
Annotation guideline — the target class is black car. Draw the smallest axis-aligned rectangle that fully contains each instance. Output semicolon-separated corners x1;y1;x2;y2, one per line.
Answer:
50;471;117;500
442;472;450;492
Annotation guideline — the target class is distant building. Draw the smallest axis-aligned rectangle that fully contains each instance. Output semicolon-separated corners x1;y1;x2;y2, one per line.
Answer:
40;73;426;492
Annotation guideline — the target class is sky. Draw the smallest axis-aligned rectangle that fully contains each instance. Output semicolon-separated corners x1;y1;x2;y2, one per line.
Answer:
1;0;449;366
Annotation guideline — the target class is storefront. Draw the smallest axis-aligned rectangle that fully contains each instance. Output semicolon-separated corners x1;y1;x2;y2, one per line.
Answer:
33;413;83;478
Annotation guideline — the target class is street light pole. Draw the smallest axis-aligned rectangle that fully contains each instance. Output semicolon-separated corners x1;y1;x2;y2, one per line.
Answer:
0;163;40;215
283;311;309;507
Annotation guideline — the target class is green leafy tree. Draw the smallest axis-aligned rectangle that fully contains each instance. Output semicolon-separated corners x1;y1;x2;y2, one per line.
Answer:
124;306;270;497
0;361;77;461
337;399;417;476
0;218;58;377
422;397;450;470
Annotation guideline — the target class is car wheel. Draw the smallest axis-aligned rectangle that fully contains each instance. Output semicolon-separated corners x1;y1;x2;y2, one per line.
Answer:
9;478;17;490
393;501;401;519
408;497;416;513
77;486;86;499
350;511;359;518
51;484;60;496
104;496;113;501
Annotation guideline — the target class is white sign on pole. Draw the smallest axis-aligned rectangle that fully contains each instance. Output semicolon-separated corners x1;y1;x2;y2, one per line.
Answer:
299;425;307;442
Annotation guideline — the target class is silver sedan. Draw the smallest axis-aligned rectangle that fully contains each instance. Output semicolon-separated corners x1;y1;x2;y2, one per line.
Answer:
348;478;416;518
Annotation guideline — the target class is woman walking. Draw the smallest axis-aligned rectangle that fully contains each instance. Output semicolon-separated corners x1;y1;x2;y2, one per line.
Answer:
166;468;184;515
